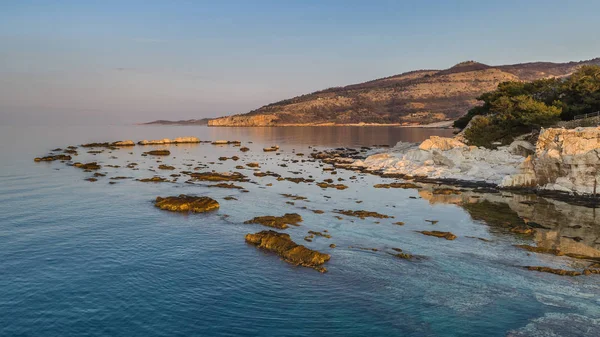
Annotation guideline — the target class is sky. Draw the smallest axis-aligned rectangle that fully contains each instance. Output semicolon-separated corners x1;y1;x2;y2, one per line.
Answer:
1;0;600;125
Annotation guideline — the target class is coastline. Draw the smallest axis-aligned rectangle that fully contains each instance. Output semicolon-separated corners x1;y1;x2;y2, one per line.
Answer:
141;120;456;128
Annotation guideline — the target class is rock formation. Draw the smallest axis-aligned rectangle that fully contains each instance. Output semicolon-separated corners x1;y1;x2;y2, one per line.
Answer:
154;195;220;213
244;213;303;229
502;127;600;194
245;230;330;272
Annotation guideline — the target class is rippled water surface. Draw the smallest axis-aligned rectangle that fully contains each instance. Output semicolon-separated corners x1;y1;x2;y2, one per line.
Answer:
1;125;599;336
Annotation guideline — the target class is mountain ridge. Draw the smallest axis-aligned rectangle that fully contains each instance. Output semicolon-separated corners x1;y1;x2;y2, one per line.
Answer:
143;58;600;127
207;57;600;127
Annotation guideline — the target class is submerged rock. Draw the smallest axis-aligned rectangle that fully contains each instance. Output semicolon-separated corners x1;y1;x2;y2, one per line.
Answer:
158;164;176;170
524;266;582;277
244;213;303;229
144;150;171;156
186;171;249;182
418;231;457;240
138;176;169;183
245;230;330;272
209;183;244;189
154;195;220;213
374;182;421;189
34;154;72;162
73;162;101;170
334;210;390;219
308;230;331;239
515;245;563;256
81;140;135;147
316;182;348;190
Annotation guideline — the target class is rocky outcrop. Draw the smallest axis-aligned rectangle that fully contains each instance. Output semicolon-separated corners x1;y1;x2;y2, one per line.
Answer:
502;127;600;194
352;127;600;196
154;195;220;213
245;230;330;272
352;136;524;185
138;137;201;145
81;140;135;147
244;213;303;229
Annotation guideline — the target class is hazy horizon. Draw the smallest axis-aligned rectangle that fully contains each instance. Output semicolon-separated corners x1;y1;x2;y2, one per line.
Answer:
2;0;600;125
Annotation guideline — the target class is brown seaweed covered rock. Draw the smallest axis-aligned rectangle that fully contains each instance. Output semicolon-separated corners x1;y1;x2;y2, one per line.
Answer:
245;230;330;272
73;162;101;170
244;213;302;229
144;150;171;156
418;230;457;240
335;210;390;219
34;154;72;162
155;195;220;213
187;171;249;182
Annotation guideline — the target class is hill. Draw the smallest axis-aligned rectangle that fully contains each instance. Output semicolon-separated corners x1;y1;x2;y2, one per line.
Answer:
208;58;600;126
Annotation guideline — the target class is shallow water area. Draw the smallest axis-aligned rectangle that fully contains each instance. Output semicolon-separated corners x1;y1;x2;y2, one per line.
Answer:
1;125;599;337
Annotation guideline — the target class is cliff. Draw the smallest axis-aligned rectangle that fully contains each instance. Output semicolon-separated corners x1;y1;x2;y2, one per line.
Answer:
209;58;600;127
502;127;600;194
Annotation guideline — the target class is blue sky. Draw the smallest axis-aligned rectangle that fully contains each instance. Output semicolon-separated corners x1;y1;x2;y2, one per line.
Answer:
1;0;600;124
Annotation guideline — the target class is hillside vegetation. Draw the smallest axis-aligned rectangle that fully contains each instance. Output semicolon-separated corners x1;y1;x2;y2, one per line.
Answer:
455;65;600;148
209;58;600;126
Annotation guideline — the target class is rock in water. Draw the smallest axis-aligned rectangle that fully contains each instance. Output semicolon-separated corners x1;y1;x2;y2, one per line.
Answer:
138;137;201;145
418;230;457;240
245;230;330;272
34;154;72;162
144;150;171;156
155;195;220;213
244;213;303;229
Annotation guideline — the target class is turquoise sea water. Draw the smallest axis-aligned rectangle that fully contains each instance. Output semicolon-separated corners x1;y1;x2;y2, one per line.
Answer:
1;125;599;336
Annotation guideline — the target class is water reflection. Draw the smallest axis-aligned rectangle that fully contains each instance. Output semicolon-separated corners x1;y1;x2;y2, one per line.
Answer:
418;185;600;260
204;126;455;147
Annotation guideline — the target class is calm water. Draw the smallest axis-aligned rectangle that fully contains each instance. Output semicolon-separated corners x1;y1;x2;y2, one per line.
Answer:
1;125;599;337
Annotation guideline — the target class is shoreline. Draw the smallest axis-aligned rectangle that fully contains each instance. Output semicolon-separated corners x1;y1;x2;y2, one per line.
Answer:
140;120;457;128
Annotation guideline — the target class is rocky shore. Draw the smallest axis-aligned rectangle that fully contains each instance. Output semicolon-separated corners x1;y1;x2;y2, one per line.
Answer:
350;127;600;198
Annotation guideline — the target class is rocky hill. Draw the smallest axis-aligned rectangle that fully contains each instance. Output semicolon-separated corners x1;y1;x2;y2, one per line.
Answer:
209;58;600;127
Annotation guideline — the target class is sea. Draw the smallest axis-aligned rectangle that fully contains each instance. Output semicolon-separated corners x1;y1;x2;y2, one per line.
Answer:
1;124;599;337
